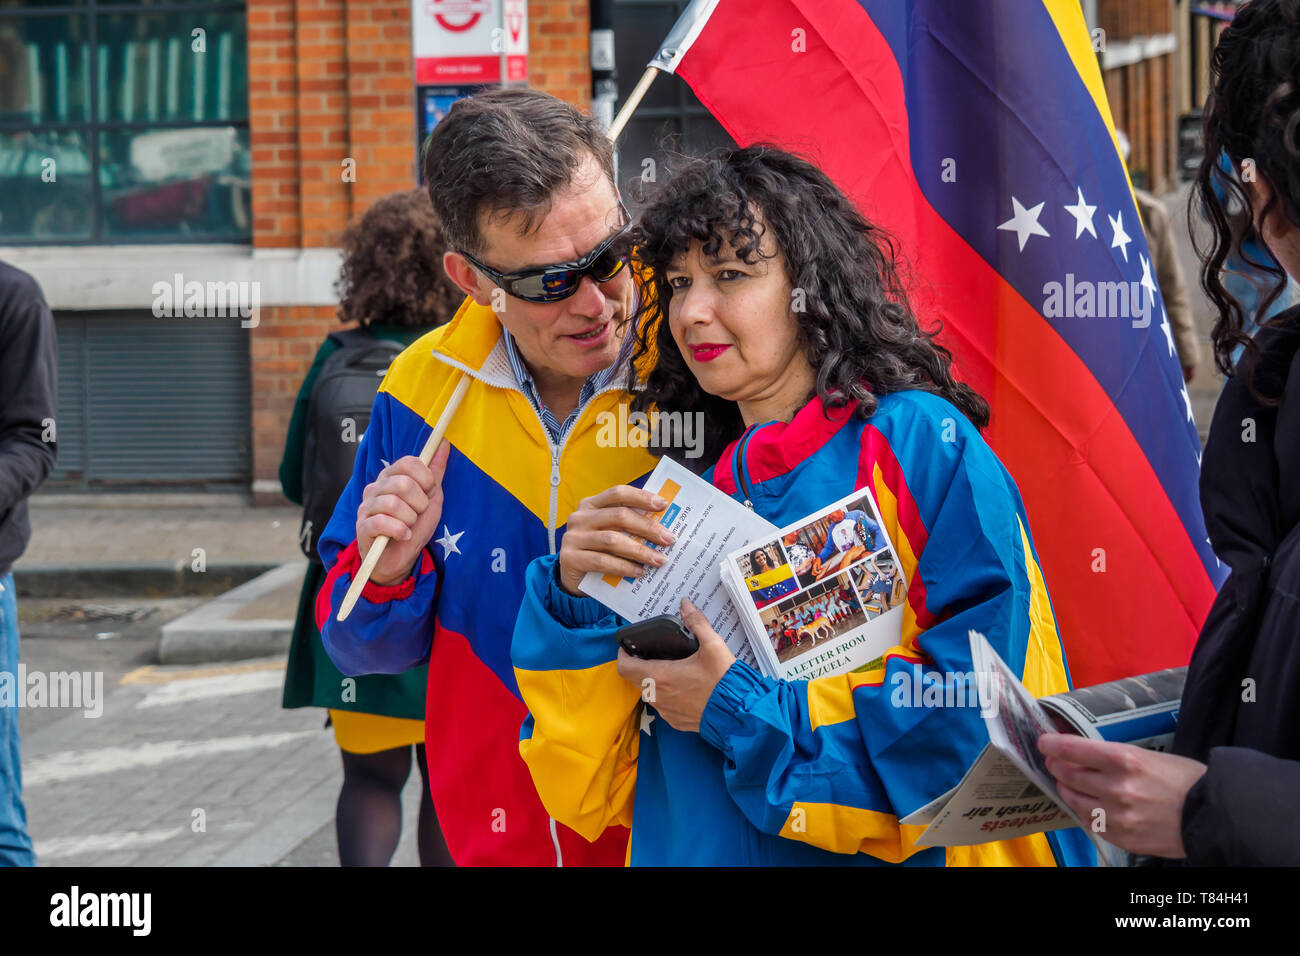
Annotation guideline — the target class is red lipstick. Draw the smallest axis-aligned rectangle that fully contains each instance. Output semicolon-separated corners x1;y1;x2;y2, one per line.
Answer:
688;343;730;362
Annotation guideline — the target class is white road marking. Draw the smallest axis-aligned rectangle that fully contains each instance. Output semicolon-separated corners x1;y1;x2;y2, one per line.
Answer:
35;821;256;860
120;659;285;686
134;670;285;708
36;826;183;859
23;731;321;787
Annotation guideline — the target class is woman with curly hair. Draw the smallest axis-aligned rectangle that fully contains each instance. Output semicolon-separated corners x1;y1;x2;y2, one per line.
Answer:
511;144;1093;866
1042;0;1300;866
280;188;463;866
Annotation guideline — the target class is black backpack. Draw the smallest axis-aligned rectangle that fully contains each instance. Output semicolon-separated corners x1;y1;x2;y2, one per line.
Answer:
299;328;405;562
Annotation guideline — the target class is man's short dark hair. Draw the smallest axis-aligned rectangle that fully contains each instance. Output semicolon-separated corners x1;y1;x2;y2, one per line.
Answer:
421;88;616;257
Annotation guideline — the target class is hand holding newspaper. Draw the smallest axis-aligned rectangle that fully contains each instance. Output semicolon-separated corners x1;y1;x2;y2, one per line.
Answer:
900;631;1186;865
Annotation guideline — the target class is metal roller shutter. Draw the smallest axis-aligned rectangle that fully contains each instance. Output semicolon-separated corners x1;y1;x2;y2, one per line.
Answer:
49;312;251;489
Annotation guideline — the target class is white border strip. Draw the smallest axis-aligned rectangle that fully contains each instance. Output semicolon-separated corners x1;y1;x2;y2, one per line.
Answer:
0;245;343;310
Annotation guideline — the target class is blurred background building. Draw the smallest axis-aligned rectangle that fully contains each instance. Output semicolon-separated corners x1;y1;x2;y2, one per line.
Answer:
0;0;1240;501
1089;0;1235;193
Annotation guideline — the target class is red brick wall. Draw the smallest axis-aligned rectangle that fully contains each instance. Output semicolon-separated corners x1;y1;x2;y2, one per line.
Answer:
248;0;419;497
247;0;591;498
249;0;417;252
529;1;590;108
249;0;300;249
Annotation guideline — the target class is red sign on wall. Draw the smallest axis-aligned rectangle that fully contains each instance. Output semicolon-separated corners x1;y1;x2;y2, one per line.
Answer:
412;0;528;85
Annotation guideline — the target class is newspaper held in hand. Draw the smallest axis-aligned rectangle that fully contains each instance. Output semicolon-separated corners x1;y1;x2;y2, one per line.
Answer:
900;630;1185;866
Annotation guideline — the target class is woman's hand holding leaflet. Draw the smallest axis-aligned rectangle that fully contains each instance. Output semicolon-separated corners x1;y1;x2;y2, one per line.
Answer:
557;485;676;596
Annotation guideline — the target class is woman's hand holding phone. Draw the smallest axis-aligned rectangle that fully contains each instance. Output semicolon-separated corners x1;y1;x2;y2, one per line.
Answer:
557;485;677;596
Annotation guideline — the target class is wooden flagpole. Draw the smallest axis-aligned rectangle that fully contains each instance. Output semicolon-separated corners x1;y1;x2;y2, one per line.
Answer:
336;373;470;621
608;66;661;142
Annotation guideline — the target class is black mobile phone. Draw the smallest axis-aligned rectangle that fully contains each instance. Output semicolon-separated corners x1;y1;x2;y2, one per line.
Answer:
616;614;699;660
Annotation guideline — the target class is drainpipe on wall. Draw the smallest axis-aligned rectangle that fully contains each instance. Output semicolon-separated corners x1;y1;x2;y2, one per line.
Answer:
590;0;617;133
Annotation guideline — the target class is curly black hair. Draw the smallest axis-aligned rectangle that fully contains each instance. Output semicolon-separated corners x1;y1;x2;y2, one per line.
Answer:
1191;0;1300;398
624;144;989;468
336;188;463;329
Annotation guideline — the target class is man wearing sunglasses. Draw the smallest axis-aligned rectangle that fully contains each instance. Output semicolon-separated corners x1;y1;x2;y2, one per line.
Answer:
315;88;657;867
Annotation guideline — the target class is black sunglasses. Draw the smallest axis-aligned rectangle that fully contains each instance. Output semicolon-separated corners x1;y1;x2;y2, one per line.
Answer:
459;205;633;303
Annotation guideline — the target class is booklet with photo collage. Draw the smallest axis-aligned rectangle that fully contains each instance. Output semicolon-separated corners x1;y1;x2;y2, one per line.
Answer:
718;486;909;681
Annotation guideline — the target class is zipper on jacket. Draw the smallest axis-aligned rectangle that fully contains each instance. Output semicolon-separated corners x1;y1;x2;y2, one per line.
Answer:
512;390;565;556
541;379;632;553
548;816;564;867
546;442;561;555
461;359;562;553
432;350;621;867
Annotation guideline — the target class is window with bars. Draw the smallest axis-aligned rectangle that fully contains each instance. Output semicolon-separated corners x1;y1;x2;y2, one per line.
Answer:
0;0;249;244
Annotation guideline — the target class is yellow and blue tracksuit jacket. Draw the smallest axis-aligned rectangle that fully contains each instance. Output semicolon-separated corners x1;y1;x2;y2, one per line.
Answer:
512;389;1097;866
315;297;656;866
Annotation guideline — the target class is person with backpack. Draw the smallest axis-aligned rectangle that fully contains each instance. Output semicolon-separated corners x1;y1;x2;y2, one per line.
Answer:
279;189;463;866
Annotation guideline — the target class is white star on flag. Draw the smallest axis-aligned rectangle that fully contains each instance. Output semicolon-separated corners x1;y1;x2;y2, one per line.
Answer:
1063;187;1098;239
1139;253;1157;306
1180;382;1194;422
1160;307;1176;355
997;197;1050;251
1108;209;1132;262
435;525;465;559
640;707;655;736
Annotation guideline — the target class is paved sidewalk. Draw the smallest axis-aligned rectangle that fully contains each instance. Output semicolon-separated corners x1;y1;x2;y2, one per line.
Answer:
22;658;423;866
20;497;303;569
15;503;426;866
16;498;310;662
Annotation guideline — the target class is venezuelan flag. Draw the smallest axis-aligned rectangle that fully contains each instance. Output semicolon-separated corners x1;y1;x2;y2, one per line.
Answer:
745;564;799;608
643;0;1224;685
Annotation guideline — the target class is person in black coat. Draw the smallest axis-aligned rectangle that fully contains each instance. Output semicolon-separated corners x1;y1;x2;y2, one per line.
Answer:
1039;0;1300;865
0;260;57;867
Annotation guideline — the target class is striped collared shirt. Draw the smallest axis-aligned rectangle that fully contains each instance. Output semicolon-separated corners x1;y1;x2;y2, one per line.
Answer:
502;327;633;446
